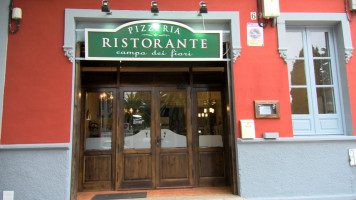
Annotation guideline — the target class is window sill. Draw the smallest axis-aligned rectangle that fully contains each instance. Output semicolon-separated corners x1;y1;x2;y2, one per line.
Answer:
0;143;70;150
237;135;356;144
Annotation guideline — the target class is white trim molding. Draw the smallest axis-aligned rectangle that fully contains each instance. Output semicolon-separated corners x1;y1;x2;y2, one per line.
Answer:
63;9;241;63
278;48;287;62
0;143;71;150
232;47;242;62
63;46;75;63
345;47;353;63
277;13;354;63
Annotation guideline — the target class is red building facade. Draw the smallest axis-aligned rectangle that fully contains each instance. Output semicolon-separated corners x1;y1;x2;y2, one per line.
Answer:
0;0;355;200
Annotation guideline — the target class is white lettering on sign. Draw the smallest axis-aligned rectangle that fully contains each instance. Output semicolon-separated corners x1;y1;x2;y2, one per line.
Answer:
102;38;112;47
130;38;139;48
114;38;118;48
177;39;186;49
189;39;198;49
102;38;208;49
154;39;163;48
201;39;208;48
127;24;180;35
165;39;174;48
122;38;128;48
171;49;193;57
116;50;147;57
152;50;167;56
142;38;153;48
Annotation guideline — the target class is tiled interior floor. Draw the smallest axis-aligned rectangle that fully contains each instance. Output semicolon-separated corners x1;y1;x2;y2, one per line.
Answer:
77;187;246;200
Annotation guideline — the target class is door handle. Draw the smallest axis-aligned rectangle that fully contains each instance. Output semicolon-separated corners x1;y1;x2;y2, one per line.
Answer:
156;136;160;147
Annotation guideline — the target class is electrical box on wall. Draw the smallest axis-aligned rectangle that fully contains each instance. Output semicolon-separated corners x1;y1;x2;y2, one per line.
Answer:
3;191;14;200
349;148;356;166
350;0;356;10
262;0;280;19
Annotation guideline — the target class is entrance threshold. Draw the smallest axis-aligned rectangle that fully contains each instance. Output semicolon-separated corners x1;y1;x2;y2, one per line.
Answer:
77;187;246;200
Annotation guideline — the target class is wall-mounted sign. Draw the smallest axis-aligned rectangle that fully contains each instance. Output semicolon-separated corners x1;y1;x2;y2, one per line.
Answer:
247;23;263;46
254;100;280;119
85;20;223;61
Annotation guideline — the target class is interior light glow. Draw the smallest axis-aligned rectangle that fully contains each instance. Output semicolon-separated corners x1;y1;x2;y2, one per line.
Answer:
151;23;160;31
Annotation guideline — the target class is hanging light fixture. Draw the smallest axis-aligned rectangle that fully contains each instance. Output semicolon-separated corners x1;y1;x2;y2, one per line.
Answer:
99;92;114;100
151;1;159;15
197;92;216;117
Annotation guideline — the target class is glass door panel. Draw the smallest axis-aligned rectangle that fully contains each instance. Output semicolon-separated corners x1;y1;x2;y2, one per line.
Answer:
290;88;309;114
118;89;154;190
156;89;192;188
159;91;187;148
194;90;226;187
81;90;116;191
84;91;114;150
316;87;336;114
311;32;330;57
196;91;223;148
123;91;151;149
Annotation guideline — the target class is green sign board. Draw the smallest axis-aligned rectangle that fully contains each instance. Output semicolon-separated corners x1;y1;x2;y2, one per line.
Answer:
85;20;222;61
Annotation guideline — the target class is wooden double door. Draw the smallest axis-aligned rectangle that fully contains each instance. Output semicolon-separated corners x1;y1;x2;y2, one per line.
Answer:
80;86;227;191
119;87;193;189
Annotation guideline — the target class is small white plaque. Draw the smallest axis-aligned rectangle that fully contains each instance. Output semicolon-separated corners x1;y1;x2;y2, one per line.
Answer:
240;120;255;139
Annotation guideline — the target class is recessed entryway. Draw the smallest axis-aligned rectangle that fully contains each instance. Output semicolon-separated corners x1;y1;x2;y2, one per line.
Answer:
75;61;235;193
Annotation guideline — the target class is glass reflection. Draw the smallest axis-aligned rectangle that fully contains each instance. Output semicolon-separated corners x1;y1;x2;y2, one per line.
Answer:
314;59;333;85
160;91;187;148
197;91;223;148
317;88;336;114
85;92;113;150
286;32;304;58
311;32;330;57
288;60;306;86
124;91;151;149
290;88;309;114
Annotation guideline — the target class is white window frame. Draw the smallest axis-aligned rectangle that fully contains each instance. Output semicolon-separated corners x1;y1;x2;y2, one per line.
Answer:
277;13;354;136
286;27;343;135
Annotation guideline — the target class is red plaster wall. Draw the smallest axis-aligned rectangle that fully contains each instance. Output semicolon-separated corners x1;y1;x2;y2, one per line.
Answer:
1;0;355;144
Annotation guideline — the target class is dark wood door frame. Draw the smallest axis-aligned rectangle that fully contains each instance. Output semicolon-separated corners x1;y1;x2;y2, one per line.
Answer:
225;61;238;195
116;86;194;189
70;59;81;200
191;88;229;187
73;61;238;195
116;87;154;189
154;87;194;188
78;88;117;191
